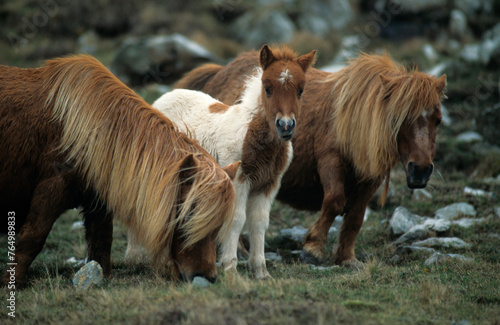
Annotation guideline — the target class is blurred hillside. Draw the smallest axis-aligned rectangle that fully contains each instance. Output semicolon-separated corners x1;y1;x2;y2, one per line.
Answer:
1;0;500;176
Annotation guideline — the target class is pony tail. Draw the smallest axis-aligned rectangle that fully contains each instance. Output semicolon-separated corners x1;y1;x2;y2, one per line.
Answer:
379;171;391;206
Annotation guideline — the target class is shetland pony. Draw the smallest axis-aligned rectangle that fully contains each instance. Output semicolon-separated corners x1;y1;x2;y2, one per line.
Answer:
127;45;316;279
174;51;446;268
0;55;239;285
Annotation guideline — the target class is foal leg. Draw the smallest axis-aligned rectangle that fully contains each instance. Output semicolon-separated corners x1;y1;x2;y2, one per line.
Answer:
1;176;72;286
247;193;272;279
220;182;250;274
334;180;381;268
302;156;345;265
124;230;146;265
82;198;113;279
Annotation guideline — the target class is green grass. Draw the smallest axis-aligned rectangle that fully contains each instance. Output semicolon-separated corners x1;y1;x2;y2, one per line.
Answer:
1;172;499;324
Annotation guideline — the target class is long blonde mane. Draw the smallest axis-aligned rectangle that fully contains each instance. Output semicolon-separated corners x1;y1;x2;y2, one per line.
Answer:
42;55;235;263
326;53;443;181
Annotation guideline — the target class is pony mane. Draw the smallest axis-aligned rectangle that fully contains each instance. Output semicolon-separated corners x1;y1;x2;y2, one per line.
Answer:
327;53;444;180
42;55;235;262
267;44;298;61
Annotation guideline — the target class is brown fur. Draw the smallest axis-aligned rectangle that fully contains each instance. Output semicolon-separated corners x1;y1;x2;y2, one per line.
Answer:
208;102;230;114
176;51;445;267
1;55;236;285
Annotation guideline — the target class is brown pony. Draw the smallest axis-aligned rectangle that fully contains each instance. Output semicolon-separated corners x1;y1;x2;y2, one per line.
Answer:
0;55;238;286
175;51;446;268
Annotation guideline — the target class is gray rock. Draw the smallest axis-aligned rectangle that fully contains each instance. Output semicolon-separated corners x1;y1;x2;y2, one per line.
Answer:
78;30;99;55
66;257;86;267
495;207;500;218
449;9;468;39
265;252;282;262
392;225;430;246
386;0;448;13
412;188;433;201
231;10;295;49
480;23;500;66
464;186;492;198
394;245;436;256
297;0;354;36
73;261;104;291
313;265;340;271
111;34;218;86
434;202;477;220
412;237;471;249
452;218;487;228
456;131;483;144
460;44;481;63
71;221;84;231
279;225;307;243
422;218;451;233
192;276;211;288
424;252;473;266
422;44;439;63
488;234;500;240
454;0;494;18
390;207;426;235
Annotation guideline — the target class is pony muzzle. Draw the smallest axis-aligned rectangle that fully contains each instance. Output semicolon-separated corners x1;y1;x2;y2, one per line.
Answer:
275;117;296;140
406;162;433;189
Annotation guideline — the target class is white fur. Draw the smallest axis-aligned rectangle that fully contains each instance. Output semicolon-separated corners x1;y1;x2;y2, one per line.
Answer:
125;69;293;279
278;69;292;85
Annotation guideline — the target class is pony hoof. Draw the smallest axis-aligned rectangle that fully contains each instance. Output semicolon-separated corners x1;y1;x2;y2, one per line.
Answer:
300;251;320;265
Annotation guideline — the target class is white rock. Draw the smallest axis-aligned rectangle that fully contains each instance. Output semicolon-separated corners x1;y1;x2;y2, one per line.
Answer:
71;221;85;231
392;224;430;245
390;207;426;235
460;44;481;63
265;252;282;262
192;276;211;287
495;207;500;218
423;218;451;232
413;188;433;201
412;237;471;249
424;252;473;266
434;202;476;220
456;131;483;143
313;266;340;271
464;186;492;198
452;218;487;228
449;9;468;38
423;44;439;63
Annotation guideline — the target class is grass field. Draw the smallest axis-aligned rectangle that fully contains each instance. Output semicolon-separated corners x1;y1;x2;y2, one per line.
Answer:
1;168;499;324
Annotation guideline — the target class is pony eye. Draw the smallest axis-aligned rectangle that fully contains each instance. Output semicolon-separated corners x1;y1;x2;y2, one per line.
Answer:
298;88;304;98
264;86;271;97
435;118;442;127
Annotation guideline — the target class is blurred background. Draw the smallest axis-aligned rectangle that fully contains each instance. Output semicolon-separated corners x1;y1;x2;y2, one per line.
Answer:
1;0;499;178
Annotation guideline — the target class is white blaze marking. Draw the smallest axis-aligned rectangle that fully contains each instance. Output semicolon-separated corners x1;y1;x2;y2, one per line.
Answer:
278;69;292;85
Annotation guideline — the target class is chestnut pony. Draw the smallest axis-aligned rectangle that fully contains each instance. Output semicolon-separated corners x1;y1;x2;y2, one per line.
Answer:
0;55;238;285
127;45;316;279
175;52;446;268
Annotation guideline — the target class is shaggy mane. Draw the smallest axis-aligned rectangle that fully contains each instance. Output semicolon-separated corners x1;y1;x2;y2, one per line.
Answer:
326;53;444;181
267;44;298;61
42;55;235;264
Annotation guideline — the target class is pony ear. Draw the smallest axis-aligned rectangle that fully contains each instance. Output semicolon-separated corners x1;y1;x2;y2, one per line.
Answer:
379;74;391;88
222;161;241;181
295;50;317;73
435;74;447;93
178;153;199;180
259;44;276;70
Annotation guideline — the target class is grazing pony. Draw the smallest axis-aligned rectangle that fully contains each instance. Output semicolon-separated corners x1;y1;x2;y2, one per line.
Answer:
0;55;239;285
174;51;446;268
127;45;316;279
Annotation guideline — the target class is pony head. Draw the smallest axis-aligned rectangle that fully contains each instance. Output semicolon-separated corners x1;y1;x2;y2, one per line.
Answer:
170;157;240;282
259;44;316;140
381;73;446;189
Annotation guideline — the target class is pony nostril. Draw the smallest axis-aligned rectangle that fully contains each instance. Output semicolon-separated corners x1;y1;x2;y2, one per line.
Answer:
276;118;295;131
407;161;415;174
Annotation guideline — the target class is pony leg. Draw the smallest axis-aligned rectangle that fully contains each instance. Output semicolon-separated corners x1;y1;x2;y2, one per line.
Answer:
83;199;113;278
1;176;72;286
247;193;272;279
219;182;250;274
302;156;345;264
334;180;381;268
